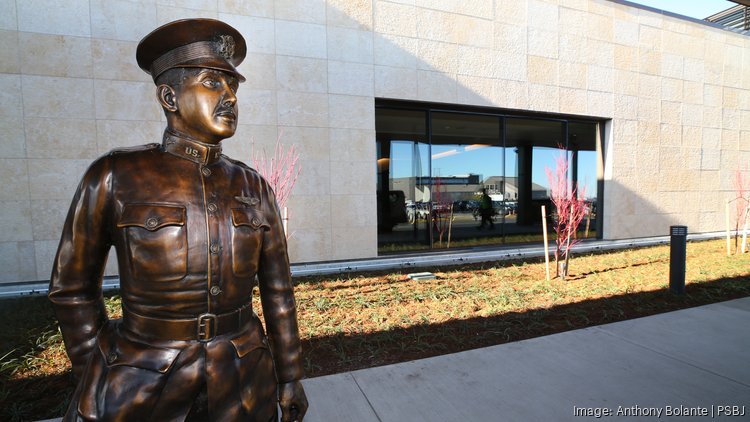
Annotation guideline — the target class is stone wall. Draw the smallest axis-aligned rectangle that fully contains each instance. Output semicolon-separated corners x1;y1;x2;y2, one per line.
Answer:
1;0;748;283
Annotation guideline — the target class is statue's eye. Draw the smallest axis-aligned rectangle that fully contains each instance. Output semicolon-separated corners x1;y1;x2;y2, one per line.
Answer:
202;79;218;88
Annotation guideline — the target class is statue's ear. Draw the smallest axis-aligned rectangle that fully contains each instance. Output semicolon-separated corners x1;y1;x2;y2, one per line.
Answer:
157;84;177;112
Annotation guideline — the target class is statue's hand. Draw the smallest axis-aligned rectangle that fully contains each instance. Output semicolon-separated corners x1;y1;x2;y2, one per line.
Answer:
279;380;308;422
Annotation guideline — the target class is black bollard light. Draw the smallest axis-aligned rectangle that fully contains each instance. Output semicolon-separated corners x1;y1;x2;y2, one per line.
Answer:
669;225;688;294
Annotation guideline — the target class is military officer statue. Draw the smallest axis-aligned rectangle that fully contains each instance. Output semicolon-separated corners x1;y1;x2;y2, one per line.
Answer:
48;19;308;421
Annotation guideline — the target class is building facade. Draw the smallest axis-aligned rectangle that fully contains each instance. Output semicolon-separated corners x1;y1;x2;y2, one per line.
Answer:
1;0;748;284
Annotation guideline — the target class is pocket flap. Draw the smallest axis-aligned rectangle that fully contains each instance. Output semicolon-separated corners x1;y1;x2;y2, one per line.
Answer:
98;323;181;373
229;315;268;358
117;203;186;231
231;208;269;231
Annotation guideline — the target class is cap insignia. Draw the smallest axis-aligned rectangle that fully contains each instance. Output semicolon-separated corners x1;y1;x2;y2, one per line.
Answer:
217;35;235;60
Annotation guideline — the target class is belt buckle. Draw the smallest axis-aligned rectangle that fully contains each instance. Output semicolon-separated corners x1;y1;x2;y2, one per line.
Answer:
197;313;217;341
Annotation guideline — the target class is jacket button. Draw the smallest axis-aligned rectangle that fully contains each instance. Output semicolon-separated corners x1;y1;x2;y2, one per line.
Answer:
210;286;221;296
107;351;117;364
207;202;218;213
145;217;158;229
201;167;211;177
210;243;221;254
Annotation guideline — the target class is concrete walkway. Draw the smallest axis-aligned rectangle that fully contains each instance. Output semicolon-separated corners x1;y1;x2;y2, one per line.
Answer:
40;297;750;421
302;297;750;421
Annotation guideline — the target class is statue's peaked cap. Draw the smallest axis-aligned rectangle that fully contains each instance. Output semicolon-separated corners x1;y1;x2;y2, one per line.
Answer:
136;18;246;82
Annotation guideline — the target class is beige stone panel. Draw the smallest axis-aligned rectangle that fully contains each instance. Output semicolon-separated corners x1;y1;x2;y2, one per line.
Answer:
287;228;331;263
742;112;750;132
331;159;374;195
638;25;661;52
373;33;417;68
460;46;509;79
237;89;277;126
659;146;682;174
0;30;19;73
418;0;492;19
0;159;29;201
659;123;680;146
637;8;662;29
219;14;275;54
586;13;613;42
27;159;90;200
638;48;661;75
558;61;586;89
219;0;274;18
741;130;750;151
276;126;330;162
492;51;528;82
157;0;217;10
636;143;659;173
17;0;90;36
492;79;528;110
587;65;613;93
34;239;58;281
90;0;158;42
612;143;635;169
724;64;742;89
681;126;701;148
558;87;587;116
528;84;559;113
683;58;704;83
417;70;458;104
0;0;17;30
680;103;702;127
660;78;682;103
456;75;494;107
527;56;558;85
528;0;558;30
92;39;151;82
332;225;376;260
327;27;374;64
723;87;741;109
416;8;493;49
698;211;721;233
559;34;586;64
156;6;218;24
327;0;372;30
0;74;22;117
277;91;326;127
275;20;326;59
584;38;613;68
329;128;374;162
612;119;636;145
559;7;586;37
495;1;527;25
704;61;722;85
587;91;612;117
702;127;720;149
612;69;637;96
494;22;526;56
374;65;417;99
330;194;375;228
721;129;740;151
702;84;721;107
560;0;586;10
657;53;683;80
94;80;161;121
613;44;637;71
22;75;94;119
0;116;25;158
723;108;740;131
699;170;720;193
528;28;558;59
329;95;374;130
222;124;277;161
275;0;325;24
25;118;98;159
636;121;659;145
682;80;703;105
30;199;69;241
286;194;331;230
96;120;164;153
417;39;458;73
613;19;638;46
236;53;275;91
637;73;659;99
293;159;329;196
704;41;725;64
374;1;416;37
636;97;659;123
0;241;37;283
660;100;681;125
0;201;33;241
613;95;637;120
276;56;327;93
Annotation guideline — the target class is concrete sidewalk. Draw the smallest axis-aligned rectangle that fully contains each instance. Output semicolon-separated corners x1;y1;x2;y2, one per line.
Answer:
40;297;750;421
302;297;750;421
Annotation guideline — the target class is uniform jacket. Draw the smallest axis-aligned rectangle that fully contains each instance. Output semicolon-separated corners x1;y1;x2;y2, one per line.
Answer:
48;132;303;421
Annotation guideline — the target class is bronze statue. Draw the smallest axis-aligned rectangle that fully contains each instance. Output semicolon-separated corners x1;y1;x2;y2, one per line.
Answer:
48;19;308;421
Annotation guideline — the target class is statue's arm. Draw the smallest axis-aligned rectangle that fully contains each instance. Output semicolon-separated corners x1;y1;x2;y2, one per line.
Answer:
256;181;307;420
48;156;113;380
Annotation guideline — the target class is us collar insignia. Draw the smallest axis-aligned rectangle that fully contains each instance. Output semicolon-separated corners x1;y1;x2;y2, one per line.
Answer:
235;195;259;207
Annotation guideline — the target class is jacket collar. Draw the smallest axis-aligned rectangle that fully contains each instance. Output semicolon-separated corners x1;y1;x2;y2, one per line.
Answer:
163;130;222;165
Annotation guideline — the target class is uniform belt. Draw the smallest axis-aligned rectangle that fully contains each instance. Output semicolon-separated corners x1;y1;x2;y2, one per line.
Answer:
122;303;253;342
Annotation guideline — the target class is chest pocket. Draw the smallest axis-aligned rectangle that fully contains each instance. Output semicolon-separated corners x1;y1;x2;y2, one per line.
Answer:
231;208;269;278
117;204;187;282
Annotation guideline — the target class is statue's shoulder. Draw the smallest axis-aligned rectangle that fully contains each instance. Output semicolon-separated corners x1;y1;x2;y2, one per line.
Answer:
107;143;161;157
222;155;259;175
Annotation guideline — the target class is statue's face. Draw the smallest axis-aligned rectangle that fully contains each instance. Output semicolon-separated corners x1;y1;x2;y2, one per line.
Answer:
173;68;239;144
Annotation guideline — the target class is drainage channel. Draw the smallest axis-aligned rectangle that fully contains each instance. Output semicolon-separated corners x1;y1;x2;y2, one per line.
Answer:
0;232;726;299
